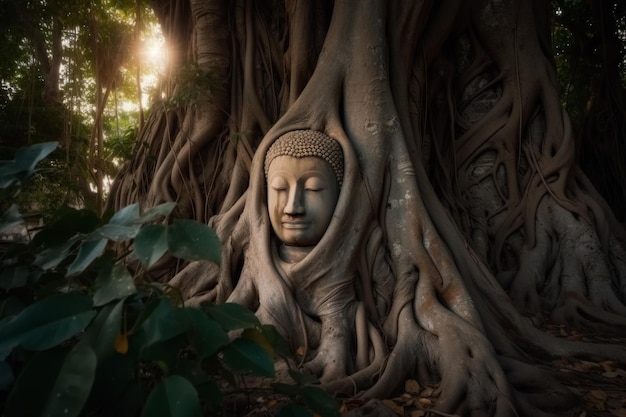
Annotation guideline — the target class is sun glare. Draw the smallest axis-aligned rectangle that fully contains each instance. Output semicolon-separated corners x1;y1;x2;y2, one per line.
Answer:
141;24;168;73
138;23;168;107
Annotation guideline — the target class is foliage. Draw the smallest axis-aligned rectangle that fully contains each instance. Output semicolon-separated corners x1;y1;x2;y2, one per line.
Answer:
0;143;339;417
0;81;92;214
0;0;166;214
105;117;140;162
551;0;600;130
551;0;626;221
156;62;227;110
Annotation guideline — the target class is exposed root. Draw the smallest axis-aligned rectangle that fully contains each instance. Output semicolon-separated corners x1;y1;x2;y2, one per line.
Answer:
363;304;434;400
508;196;626;330
107;1;626;416
498;357;577;416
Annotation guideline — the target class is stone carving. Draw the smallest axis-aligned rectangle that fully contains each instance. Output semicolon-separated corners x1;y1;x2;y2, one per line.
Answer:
227;129;363;382
264;130;343;262
171;128;394;388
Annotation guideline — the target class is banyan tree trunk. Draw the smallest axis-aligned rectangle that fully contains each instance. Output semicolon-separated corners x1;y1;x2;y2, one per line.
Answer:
109;0;626;415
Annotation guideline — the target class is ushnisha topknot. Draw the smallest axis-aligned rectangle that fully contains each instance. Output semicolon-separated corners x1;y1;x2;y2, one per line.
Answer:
264;130;344;186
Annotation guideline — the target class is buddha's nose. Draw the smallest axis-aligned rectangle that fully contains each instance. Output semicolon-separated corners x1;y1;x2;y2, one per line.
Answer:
284;186;305;215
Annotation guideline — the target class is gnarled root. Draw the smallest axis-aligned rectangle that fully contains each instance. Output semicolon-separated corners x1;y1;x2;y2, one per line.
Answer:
301;309;356;383
350;262;532;416
509;195;626;331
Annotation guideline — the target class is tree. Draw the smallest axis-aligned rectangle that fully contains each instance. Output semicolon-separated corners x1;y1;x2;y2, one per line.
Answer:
0;0;160;214
109;0;626;415
552;0;626;223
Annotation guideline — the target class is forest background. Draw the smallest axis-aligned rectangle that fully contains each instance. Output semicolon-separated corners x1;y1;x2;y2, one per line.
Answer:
1;1;626;416
0;0;624;223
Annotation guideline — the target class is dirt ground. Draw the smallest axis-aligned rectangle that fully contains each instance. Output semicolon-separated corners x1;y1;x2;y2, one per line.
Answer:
225;323;626;417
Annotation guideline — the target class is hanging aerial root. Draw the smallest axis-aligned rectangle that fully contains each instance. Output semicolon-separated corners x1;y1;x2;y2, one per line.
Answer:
355;302;369;370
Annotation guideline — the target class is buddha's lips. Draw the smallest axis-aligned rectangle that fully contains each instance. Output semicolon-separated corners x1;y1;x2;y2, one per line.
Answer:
282;220;311;229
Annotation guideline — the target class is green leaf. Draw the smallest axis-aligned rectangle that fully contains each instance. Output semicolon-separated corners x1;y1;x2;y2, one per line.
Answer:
203;303;260;331
139;202;177;223
141;298;189;349
301;386;340;417
221;338;275;378
34;236;80;270
93;263;136;306
0;142;58;189
0;205;23;234
141;375;202;417
0;266;29;291
14;141;58;173
0;293;95;360
184;308;229;359
4;348;66;417
91;203;175;243
109;204;141;226
42;343;97;417
66;238;107;276
31;208;100;248
167;219;221;264
129;297;161;334
134;224;168;267
94;223;141;241
0;360;13;391
82;299;125;359
278;404;314;417
260;324;293;359
242;328;274;355
140;337;184;370
0;162;22;188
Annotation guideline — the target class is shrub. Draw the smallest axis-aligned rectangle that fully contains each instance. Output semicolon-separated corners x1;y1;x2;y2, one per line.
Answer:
0;143;339;417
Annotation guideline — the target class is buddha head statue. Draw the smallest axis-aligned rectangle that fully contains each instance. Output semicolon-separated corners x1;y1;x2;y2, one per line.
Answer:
264;130;344;252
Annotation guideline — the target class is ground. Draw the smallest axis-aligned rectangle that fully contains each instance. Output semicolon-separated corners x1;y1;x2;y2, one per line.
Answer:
219;322;626;417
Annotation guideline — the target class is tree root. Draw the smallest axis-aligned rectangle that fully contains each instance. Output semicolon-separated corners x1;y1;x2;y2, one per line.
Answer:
509;196;626;331
107;1;626;416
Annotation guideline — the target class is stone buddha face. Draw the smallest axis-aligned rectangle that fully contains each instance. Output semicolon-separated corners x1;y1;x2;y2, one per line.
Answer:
267;155;340;247
264;130;344;253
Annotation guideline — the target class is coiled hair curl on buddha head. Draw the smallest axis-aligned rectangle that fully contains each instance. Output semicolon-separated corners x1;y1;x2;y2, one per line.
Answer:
264;130;344;186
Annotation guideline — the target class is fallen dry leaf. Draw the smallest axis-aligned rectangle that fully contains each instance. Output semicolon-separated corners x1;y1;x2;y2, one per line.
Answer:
416;398;433;407
420;387;435;397
601;361;616;371
580;360;601;370
585;389;608;411
590;390;608;401
405;379;421;394
382;399;405;416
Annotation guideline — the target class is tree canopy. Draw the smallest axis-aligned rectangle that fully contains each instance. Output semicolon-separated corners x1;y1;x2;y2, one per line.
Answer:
0;0;162;214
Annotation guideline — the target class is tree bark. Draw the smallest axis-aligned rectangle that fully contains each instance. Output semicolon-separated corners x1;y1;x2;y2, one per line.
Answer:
109;0;626;415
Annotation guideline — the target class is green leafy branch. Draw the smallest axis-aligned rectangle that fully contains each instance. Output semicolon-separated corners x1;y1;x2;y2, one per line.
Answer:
0;143;339;417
